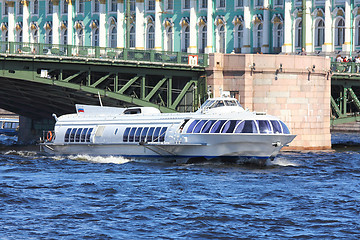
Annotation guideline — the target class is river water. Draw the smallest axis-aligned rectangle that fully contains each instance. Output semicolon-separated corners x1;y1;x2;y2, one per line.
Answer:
0;133;359;239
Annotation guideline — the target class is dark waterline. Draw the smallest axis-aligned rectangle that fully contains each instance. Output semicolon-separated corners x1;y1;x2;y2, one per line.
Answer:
0;133;359;239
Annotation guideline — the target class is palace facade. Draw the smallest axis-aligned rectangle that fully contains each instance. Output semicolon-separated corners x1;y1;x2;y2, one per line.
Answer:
0;0;359;56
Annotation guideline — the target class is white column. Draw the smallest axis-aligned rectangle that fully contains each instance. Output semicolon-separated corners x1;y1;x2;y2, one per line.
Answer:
8;1;15;42
67;0;74;45
282;0;292;53
343;0;351;53
99;0;107;47
52;0;60;45
242;0;251;53
262;0;270;53
117;0;124;48
188;0;197;53
154;0;162;50
135;0;145;49
322;0;332;53
22;0;30;43
205;0;213;53
305;0;312;53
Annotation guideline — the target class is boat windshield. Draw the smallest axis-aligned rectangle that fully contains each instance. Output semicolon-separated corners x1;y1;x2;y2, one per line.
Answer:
200;99;243;109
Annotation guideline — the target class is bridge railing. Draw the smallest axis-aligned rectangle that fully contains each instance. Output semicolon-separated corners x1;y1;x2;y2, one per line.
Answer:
331;62;360;74
0;41;208;67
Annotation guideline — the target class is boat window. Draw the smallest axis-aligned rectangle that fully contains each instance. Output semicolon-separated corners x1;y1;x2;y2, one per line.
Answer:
64;128;72;142
235;120;258;133
271;120;282;134
212;100;225;108
257;120;272;134
86;128;93;142
3;122;12;129
146;127;155;142
224;100;237;106
81;128;88;142
221;120;241;133
129;127;137;142
193;120;207;133
280;121;290;134
186;120;199;133
159;127;167;142
123;127;130;142
69;128;77;142
134;127;143;142
140;127;149;142
124;108;141;114
12;122;19;128
210;120;227;133
153;127;161;142
75;128;83;142
201;120;216;133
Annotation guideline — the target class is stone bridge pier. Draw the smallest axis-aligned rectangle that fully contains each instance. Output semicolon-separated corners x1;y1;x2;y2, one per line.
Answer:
206;53;332;150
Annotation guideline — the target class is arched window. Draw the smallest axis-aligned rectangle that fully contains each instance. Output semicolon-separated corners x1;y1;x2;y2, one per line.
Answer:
110;27;117;48
357;19;360;46
182;26;190;52
63;0;68;13
92;28;99;47
335;18;345;46
147;25;155;49
295;20;302;48
130;26;135;48
46;30;52;44
165;27;173;51
255;23;263;49
32;30;38;43
218;25;225;53
77;29;84;46
16;30;22;42
61;29;67;45
47;0;53;14
236;24;243;52
315;19;324;47
274;23;283;48
199;25;207;53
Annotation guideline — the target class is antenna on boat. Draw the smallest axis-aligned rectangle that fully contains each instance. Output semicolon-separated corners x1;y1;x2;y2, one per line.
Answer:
97;91;103;107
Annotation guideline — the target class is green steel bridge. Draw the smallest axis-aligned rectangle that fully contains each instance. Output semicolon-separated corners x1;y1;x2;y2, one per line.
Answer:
0;41;208;124
331;62;360;126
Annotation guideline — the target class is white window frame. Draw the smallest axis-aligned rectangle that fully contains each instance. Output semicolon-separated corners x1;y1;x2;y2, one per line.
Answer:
108;0;117;13
334;17;345;47
17;0;23;16
217;0;226;9
62;0;68;14
92;0;100;15
182;0;190;11
355;16;360;46
77;0;85;15
198;25;207;53
314;18;325;47
129;25;136;48
235;0;244;10
294;19;302;48
76;28;84;46
147;0;155;12
273;22;283;48
164;26;173;51
92;28;99;47
46;0;53;16
181;25;190;52
216;24;226;53
32;0;39;15
45;29;53;45
253;23;263;50
146;24;155;49
2;1;8;16
199;0;207;10
254;0;264;8
234;23;243;52
273;0;283;8
109;26;117;48
61;29;68;45
30;29;38;44
164;0;173;12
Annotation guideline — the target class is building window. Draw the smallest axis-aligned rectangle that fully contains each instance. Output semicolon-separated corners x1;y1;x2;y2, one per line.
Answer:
78;0;84;13
295;20;302;48
255;0;264;7
218;25;226;53
46;30;52;45
61;29;67;45
77;29;84;46
165;27;173;51
16;30;22;43
32;30;38;43
93;0;99;13
92;28;99;46
335;18;345;46
3;2;8;16
182;26;190;52
274;23;283;52
199;25;207;53
110;0;117;12
130;26;135;48
274;0;283;6
217;0;225;8
165;0;173;10
33;0;38;14
63;0;68;14
130;0;136;11
147;25;155;49
183;0;190;10
109;27;117;48
236;24;243;52
47;0;53;14
236;0;244;7
315;19;324;47
18;1;23;15
357;19;360;46
147;0;155;11
200;0;207;9
255;23;263;49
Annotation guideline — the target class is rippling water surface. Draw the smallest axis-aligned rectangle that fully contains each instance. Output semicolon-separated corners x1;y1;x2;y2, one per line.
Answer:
0;133;360;239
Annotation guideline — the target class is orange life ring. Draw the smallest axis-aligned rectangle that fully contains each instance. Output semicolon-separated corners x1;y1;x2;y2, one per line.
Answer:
46;131;53;141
